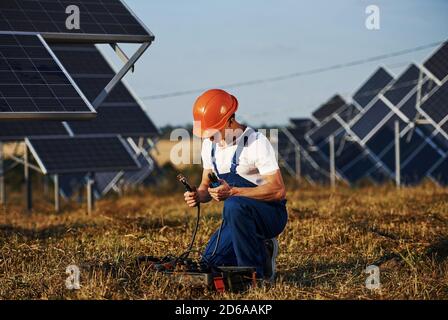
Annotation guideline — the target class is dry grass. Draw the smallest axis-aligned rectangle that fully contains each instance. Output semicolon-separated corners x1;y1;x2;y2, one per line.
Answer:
0;180;447;300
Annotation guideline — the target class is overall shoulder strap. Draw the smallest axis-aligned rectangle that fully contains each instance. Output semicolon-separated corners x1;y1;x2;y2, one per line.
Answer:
230;128;255;174
210;142;220;175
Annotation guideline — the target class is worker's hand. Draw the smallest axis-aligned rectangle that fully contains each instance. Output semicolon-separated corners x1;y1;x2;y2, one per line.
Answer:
184;191;199;207
208;179;232;202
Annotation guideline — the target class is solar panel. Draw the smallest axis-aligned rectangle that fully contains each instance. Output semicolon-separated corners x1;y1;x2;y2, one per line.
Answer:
336;104;360;123
316;128;389;183
383;64;420;106
94;171;122;196
306;117;343;146
0;0;153;43
429;158;448;185
26;135;140;174
50;43;159;137
121;152;155;185
0;32;96;119
59;172;86;198
400;142;444;184
277;128;330;184
312;95;346;123
0;120;68;141
423;42;448;83
352;67;394;109
290;118;315;132
418;81;448;138
349;100;391;141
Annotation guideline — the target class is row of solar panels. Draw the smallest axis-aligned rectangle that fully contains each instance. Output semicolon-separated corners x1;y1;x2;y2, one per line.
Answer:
0;1;159;198
277;42;448;186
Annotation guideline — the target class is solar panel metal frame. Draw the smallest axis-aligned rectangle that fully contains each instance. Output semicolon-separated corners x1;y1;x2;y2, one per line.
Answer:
25;134;140;175
120;137;156;185
50;42;160;138
0;31;97;120
94;171;123;197
342;64;447;183
0;0;154;43
346;64;433;146
312;117;392;184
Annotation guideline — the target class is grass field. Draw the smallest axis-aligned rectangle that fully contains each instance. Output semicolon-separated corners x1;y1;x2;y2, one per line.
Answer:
0;174;447;300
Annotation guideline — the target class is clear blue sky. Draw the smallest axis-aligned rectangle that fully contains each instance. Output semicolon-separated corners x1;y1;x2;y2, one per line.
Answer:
103;0;448;127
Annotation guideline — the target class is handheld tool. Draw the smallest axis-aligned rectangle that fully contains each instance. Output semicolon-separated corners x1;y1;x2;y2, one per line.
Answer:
208;172;221;188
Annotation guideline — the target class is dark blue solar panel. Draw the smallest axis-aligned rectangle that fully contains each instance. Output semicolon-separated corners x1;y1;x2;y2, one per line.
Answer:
352;67;394;108
27;135;140;174
0;0;153;42
122;153;155;185
94;171;121;196
419;81;448;125
59;173;86;198
336;103;360;123
277;128;329;183
0;33;95;119
430;158;448;185
383;64;420;106
0;120;68;141
50;43;159;137
350;99;391;140
423;42;448;83
401;142;443;184
399;92;418;120
307;118;342;145
317;130;384;183
289;118;315;133
312;95;346;122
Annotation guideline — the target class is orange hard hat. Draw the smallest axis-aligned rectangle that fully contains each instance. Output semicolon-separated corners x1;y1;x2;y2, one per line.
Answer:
192;89;238;138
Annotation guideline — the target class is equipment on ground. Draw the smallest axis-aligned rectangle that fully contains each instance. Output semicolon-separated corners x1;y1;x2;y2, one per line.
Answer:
136;173;256;293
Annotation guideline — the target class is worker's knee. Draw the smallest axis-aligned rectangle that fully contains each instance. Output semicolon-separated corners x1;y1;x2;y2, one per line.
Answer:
223;197;248;222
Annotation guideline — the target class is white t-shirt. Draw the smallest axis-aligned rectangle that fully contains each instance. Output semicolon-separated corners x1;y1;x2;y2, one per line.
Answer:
201;127;279;186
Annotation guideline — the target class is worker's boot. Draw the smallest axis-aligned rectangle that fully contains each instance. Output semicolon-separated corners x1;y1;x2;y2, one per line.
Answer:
263;238;279;282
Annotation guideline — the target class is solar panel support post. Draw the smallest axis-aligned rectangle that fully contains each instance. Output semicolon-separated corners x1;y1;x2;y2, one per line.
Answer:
54;175;60;213
394;121;401;188
0;141;5;205
329;135;336;189
110;43;134;73
92;42;151;108
86;174;94;215
24;143;32;212
294;145;301;183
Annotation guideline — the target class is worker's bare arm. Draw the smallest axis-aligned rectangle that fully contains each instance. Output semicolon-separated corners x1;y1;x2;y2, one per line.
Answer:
208;169;286;202
184;169;213;207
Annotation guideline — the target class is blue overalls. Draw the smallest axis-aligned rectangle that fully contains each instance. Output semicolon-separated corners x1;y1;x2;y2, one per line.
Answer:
202;128;288;277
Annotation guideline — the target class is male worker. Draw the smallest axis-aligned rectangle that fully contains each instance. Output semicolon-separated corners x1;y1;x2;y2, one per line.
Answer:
184;89;288;281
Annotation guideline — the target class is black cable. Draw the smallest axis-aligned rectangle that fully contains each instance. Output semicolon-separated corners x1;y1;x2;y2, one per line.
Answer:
178;203;200;260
